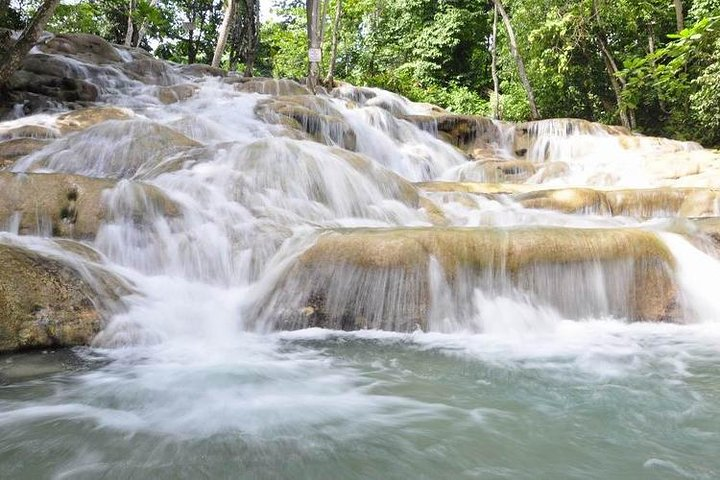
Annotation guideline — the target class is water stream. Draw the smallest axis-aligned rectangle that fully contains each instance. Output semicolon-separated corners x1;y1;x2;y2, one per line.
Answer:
1;39;720;479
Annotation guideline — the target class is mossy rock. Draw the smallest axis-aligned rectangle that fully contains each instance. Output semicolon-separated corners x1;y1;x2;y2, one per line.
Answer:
0;241;127;352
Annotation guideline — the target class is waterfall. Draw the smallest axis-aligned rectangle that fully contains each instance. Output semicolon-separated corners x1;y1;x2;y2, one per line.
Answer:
1;33;720;349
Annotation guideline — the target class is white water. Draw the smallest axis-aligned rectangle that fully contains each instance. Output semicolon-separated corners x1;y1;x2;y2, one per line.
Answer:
2;37;720;479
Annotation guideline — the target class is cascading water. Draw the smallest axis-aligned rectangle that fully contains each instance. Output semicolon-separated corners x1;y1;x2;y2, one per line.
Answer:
1;34;720;479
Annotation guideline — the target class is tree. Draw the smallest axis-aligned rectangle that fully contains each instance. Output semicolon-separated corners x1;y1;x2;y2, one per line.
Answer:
213;0;236;67
674;0;684;31
324;0;342;85
490;3;500;119
0;0;61;87
492;0;539;119
306;0;321;91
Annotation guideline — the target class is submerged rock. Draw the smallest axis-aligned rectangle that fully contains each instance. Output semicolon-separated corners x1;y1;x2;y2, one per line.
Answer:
0;240;129;352
251;227;679;331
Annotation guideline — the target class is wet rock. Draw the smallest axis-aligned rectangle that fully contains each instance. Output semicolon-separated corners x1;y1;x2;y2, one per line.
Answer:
0;241;127;353
0;138;51;170
0;172;179;239
237;78;311;96
121;57;176;85
25;119;201;178
38;33;124;65
55;106;134;134
0;124;58;140
414;181;533;195
179;64;226;78
256;96;357;150
454;160;537;183
252;227;679;331
157;84;199;104
515;188;611;214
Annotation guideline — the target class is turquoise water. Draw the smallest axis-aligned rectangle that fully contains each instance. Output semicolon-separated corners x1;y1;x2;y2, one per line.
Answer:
2;322;719;480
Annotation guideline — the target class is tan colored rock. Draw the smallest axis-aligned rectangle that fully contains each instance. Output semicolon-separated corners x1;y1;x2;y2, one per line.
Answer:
38;33;124;65
179;64;226;78
256;96;357;150
455;160;537;183
237;79;311;96
0;172;179;239
415;181;534;195
253;227;679;331
0;241;129;352
0;124;58;140
515;188;610;214
55;106;134;134
26;119;201;179
157;84;199;104
0;138;51;170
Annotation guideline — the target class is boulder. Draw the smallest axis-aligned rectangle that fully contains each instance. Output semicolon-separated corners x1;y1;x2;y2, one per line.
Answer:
38;33;124;65
157;84;198;104
179;64;226;78
55;106;134;134
0;138;51;170
0;240;129;352
0;172;179;239
237;78;312;96
24;119;201;178
255;96;357;150
251;227;679;331
451;160;537;183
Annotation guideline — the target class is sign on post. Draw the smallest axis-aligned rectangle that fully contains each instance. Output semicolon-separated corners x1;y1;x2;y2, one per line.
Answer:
308;48;322;63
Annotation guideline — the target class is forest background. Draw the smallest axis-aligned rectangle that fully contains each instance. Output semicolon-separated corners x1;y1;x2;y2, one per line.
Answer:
2;0;719;145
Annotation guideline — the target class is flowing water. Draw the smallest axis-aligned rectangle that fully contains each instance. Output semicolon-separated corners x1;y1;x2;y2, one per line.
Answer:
1;40;720;479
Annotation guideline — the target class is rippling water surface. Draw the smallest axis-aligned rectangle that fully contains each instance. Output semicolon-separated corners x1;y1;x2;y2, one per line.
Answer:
2;323;720;479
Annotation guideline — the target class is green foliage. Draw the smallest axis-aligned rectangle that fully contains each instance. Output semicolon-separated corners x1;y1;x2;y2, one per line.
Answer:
622;16;720;144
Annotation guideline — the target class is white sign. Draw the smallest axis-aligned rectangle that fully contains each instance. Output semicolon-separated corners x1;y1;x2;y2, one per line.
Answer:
308;48;322;63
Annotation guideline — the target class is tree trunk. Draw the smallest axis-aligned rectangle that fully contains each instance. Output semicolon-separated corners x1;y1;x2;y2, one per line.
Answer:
492;0;539;119
212;0;236;68
593;0;634;129
243;0;259;76
124;0;134;47
306;0;322;92
673;0;684;31
0;0;60;87
491;3;500;119
134;0;159;48
324;0;342;86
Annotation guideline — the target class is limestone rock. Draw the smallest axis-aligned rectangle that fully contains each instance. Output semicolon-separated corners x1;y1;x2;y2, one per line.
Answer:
0;138;51;170
0;172;180;239
0;241;129;352
55;106;134;134
157;84;199;104
179;64;226;78
252;227;679;331
237;78;311;96
255;96;357;150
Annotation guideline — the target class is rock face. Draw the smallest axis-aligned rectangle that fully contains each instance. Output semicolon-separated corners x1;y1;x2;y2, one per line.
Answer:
0;138;51;170
251;227;679;331
22;119;201;178
255;95;357;150
0;241;127;352
0;172;179;239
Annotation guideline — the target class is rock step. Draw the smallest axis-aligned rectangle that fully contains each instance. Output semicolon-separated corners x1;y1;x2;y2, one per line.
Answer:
417;182;720;218
0;172;179;239
250;226;681;332
0;239;130;352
